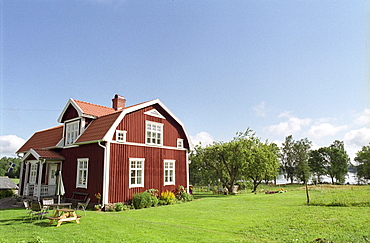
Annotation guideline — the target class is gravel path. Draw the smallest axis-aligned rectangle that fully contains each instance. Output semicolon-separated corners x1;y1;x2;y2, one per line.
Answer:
0;197;22;209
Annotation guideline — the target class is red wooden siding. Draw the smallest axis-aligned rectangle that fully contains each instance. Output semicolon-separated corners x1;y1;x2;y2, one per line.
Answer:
59;144;105;203
109;143;188;203
61;104;79;122
115;104;189;149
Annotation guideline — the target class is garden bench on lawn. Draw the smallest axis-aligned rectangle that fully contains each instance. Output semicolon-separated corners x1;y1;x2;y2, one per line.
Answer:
66;192;89;208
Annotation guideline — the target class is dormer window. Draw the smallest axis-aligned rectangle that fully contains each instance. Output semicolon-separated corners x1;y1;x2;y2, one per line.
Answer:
65;120;80;145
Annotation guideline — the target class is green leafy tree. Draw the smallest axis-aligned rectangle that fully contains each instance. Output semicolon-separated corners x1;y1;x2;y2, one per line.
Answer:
355;143;370;181
0;157;21;178
309;149;326;184
281;135;296;183
190;133;249;192
243;140;280;192
319;141;350;184
293;138;312;204
190;129;280;193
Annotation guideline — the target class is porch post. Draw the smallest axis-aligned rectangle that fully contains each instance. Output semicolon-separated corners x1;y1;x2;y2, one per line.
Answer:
23;161;30;196
36;159;45;200
18;159;24;196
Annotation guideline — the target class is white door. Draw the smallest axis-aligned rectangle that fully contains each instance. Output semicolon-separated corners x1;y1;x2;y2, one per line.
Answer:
48;164;57;185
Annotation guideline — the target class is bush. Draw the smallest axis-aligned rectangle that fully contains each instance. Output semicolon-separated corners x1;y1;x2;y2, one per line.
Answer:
175;186;194;202
150;196;159;207
132;191;152;209
179;192;193;202
0;189;14;199
115;202;124;211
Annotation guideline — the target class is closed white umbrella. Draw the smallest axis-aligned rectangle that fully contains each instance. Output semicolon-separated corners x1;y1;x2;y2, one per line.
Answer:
55;170;65;204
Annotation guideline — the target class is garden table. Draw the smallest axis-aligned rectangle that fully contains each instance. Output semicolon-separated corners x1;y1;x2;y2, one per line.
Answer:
46;208;81;227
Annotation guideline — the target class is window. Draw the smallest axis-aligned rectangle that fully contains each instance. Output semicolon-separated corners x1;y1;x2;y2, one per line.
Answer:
76;158;88;188
116;130;127;142
146;121;163;146
177;138;184;149
30;163;38;184
164;160;175;185
66;121;80;145
129;158;145;188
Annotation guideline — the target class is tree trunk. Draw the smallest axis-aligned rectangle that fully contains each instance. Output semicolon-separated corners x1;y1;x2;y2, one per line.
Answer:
305;181;310;205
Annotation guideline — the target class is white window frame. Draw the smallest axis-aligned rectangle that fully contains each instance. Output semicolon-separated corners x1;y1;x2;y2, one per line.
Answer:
76;158;89;188
146;121;163;146
116;130;127;143
65;120;80;145
177;138;184;149
29;163;38;184
164;159;175;186
129;158;145;188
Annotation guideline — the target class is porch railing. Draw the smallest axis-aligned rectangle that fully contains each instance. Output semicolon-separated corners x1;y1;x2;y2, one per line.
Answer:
25;184;56;197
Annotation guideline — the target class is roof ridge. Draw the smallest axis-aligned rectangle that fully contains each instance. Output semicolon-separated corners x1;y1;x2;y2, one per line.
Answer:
74;99;115;110
36;125;64;133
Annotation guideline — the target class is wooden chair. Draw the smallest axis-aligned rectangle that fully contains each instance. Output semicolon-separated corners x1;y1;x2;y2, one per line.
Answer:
77;197;90;216
30;201;49;221
22;200;32;221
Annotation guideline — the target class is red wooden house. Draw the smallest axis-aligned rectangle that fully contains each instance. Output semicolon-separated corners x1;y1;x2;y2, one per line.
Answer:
17;95;192;205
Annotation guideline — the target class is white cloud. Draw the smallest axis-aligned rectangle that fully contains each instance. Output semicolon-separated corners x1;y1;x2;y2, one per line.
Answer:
252;101;268;117
267;113;311;136
308;123;347;139
190;132;214;147
344;127;370;147
0;135;26;157
354;108;370;125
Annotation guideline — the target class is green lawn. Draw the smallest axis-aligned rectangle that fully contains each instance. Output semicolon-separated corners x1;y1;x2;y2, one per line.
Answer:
0;185;369;243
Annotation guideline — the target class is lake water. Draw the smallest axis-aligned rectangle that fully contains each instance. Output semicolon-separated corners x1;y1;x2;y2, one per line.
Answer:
275;172;368;185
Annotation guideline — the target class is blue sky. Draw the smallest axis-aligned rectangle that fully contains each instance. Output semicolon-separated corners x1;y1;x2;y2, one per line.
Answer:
1;0;369;161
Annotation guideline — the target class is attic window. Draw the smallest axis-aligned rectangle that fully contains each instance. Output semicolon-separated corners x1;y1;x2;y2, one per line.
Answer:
116;130;127;142
177;138;184;149
65;121;80;145
146;121;163;146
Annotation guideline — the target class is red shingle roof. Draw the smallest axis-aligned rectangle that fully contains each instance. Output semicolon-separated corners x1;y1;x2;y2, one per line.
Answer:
17;126;63;153
76;111;122;143
74;100;117;118
32;149;64;160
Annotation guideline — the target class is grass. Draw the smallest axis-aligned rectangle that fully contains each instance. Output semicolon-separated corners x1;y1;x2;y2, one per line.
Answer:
0;185;369;243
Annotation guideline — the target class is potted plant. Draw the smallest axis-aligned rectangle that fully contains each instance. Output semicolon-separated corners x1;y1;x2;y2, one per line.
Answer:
94;204;102;211
95;192;101;204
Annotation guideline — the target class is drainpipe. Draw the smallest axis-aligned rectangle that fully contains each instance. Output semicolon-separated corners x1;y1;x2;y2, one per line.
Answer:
98;141;110;206
186;150;190;194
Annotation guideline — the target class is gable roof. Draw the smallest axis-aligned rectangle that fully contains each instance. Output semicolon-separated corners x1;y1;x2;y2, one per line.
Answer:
75;99;193;149
57;99;117;122
17;97;193;154
16;126;63;153
74;100;117;117
23;149;64;161
0;177;18;189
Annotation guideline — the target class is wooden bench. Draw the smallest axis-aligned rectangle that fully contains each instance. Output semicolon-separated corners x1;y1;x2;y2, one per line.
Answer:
66;192;89;207
46;216;60;220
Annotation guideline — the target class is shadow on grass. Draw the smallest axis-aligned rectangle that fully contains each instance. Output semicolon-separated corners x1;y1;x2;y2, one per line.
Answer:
0;216;53;227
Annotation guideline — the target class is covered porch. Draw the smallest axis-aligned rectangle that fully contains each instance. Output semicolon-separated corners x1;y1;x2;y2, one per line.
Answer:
19;149;64;200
